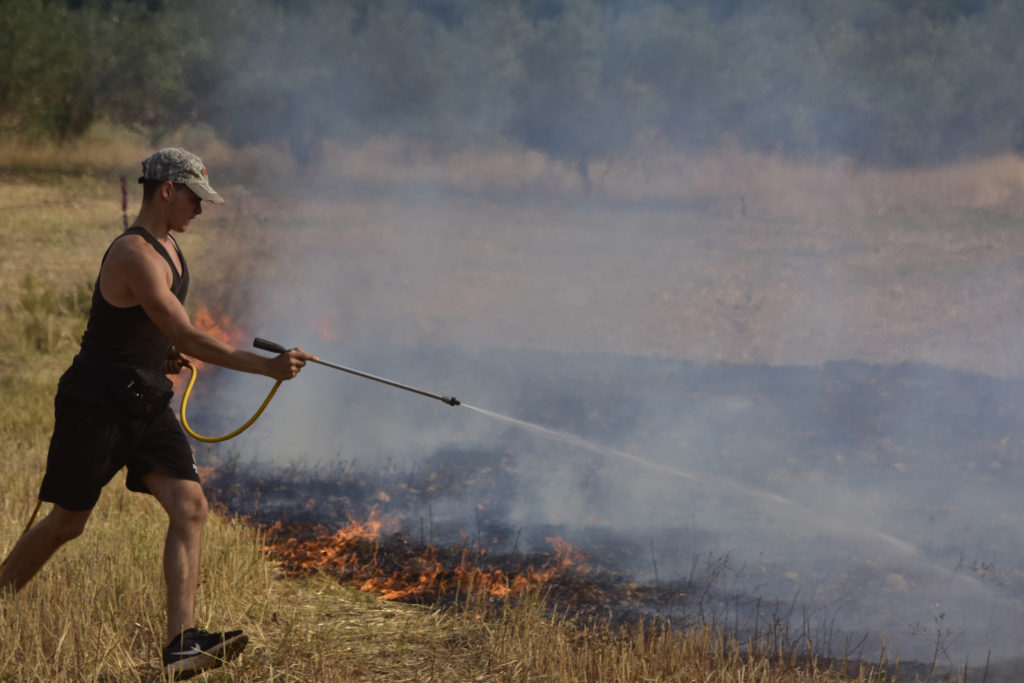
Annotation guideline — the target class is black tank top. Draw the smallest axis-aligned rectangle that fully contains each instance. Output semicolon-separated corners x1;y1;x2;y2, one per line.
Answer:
79;226;189;371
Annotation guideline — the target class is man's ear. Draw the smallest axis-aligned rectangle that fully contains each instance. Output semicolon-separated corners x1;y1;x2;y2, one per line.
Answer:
159;181;175;201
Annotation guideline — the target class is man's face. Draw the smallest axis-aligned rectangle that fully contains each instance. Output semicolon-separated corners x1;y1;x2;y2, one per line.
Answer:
167;183;203;232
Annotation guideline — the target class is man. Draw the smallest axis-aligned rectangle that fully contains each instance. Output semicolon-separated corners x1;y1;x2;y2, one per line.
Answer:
0;148;316;680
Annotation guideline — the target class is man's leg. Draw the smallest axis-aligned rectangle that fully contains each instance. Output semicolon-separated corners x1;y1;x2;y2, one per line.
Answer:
0;504;91;593
140;470;208;643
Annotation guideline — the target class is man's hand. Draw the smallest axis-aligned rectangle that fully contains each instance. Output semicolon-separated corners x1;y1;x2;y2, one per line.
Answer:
266;348;318;381
164;347;188;375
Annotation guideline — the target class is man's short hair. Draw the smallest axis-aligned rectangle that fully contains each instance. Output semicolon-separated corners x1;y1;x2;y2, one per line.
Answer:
140;179;166;202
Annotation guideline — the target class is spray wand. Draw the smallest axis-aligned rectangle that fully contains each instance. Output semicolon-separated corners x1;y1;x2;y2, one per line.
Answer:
253;337;460;406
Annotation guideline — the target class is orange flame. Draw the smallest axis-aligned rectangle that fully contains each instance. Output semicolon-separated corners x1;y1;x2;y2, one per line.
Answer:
172;303;250;387
265;511;586;602
195;465;216;484
193;302;248;347
173;303;248;382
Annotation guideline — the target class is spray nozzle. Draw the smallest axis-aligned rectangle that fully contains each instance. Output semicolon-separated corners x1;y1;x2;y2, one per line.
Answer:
442;396;461;406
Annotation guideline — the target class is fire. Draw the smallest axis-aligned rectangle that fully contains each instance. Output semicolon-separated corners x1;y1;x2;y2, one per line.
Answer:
195;465;216;484
172;303;250;388
193;302;248;347
265;512;586;603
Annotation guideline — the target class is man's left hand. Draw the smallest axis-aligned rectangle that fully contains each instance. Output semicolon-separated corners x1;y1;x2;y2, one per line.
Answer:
164;348;188;375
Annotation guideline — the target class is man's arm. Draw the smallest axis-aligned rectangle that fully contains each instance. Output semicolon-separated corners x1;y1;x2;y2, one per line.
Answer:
101;236;315;380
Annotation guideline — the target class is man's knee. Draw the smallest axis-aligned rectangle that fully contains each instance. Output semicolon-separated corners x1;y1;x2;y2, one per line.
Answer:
143;471;208;521
180;490;208;527
164;487;208;532
45;506;91;543
152;478;208;529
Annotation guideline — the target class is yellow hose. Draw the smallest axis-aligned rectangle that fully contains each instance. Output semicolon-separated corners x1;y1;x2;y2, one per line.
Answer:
179;360;282;443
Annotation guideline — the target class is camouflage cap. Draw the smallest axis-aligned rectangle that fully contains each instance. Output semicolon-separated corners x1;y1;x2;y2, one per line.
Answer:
139;147;224;204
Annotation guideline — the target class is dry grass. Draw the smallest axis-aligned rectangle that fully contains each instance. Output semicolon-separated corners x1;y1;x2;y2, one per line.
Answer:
289;134;1024;221
591;140;1024;220
0;123;152;177
4;123;1024;221
0;136;981;681
0;368;912;681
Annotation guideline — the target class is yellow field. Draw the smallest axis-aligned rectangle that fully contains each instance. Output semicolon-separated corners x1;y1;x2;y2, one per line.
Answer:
0;130;994;680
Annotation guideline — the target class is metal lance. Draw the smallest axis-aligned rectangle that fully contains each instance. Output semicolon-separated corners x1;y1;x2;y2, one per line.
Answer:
253;337;460;406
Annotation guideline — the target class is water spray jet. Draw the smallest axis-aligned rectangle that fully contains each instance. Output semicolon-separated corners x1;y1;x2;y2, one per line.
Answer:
458;404;923;559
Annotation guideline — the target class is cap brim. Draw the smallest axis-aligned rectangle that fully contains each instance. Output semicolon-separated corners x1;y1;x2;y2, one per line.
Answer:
187;182;225;204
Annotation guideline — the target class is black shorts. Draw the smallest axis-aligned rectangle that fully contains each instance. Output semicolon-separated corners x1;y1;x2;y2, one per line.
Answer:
39;392;199;511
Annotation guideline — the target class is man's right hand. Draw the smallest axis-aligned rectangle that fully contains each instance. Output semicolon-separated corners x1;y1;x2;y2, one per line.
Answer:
266;348;318;381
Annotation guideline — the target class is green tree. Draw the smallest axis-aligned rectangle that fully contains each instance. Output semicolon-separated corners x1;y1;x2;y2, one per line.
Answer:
0;0;97;139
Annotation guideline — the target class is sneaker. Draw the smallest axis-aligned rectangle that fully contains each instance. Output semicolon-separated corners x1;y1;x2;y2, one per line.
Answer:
162;627;249;680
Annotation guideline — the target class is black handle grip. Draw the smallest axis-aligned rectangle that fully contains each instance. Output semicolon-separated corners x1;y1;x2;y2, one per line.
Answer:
253;337;288;354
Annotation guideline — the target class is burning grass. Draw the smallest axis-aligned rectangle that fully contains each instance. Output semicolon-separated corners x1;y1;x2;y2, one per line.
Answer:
264;513;584;602
252;503;922;681
199;447;986;679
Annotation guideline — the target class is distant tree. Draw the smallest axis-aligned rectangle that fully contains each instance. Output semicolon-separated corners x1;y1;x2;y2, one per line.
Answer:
92;0;202;130
182;0;362;163
506;0;639;192
3;0;1024;168
0;0;96;139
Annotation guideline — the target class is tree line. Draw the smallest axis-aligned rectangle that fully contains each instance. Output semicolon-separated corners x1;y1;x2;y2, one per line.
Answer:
2;0;1023;167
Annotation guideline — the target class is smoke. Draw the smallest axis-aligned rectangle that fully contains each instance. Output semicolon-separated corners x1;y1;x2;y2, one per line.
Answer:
193;332;1024;665
176;0;1024;672
188;185;1024;668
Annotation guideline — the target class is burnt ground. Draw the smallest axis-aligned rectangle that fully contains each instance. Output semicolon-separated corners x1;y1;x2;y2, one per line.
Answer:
193;347;1024;677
